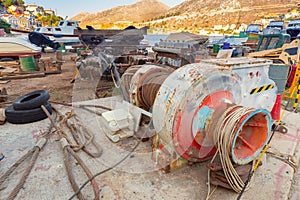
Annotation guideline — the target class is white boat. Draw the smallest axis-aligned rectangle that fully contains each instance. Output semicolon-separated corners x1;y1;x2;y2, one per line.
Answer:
10;19;81;46
0;36;41;60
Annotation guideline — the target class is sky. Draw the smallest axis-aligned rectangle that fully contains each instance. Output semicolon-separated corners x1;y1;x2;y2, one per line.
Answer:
24;0;185;18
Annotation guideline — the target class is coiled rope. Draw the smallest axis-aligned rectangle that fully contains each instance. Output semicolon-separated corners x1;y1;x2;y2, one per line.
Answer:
206;106;256;199
62;138;100;200
140;72;169;109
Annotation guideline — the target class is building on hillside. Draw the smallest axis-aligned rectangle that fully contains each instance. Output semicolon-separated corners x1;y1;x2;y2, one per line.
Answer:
213;25;223;30
0;5;6;14
13;13;41;30
1;14;18;28
8;5;23;14
44;9;55;16
25;5;44;16
17;14;28;29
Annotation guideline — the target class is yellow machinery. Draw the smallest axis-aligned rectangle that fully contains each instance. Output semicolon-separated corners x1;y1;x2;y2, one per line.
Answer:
283;44;300;111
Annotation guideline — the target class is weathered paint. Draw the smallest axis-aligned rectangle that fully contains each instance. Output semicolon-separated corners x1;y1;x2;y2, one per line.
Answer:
192;106;212;133
231;109;272;165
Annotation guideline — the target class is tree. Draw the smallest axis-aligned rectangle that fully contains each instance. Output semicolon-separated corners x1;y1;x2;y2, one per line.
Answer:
1;0;14;8
1;0;24;8
38;14;63;26
0;19;11;33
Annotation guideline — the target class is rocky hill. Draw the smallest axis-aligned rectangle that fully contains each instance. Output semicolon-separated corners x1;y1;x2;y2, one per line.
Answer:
153;0;299;33
168;0;297;14
71;0;300;33
71;0;169;28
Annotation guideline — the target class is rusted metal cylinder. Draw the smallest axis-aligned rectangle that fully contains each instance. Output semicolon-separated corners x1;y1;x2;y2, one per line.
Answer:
129;65;173;110
152;59;275;163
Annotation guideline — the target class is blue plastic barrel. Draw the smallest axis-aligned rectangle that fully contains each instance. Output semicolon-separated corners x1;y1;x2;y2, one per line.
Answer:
223;42;230;49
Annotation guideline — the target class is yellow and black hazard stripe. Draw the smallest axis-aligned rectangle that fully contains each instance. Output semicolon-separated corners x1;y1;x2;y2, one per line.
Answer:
250;84;275;95
293;81;300;110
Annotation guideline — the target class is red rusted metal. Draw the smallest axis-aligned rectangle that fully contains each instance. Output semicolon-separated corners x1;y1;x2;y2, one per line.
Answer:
172;90;234;162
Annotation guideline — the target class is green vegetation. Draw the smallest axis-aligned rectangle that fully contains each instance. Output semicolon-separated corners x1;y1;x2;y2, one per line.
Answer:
0;19;10;33
1;0;24;8
0;1;64;26
37;13;63;26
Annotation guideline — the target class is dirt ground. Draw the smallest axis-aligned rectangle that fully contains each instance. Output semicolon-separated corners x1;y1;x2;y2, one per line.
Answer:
1;52;75;104
0;51;117;107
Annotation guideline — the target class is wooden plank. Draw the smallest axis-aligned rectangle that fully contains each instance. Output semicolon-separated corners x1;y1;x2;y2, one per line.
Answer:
0;80;10;84
0;62;20;68
248;48;282;57
216;49;233;59
0;61;19;66
0;67;18;75
0;72;45;80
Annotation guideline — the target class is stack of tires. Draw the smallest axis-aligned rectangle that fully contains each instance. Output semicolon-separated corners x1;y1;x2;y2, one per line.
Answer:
5;90;52;124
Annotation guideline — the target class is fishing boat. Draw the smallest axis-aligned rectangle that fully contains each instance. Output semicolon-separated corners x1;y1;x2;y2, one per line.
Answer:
0;36;41;60
9;19;81;46
245;23;263;38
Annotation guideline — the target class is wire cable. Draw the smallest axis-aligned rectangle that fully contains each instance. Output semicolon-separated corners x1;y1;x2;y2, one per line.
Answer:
68;118;153;200
206;106;257;199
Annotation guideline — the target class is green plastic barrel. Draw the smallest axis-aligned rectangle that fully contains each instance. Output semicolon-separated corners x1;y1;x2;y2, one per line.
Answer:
239;31;247;37
58;45;66;55
19;55;37;71
77;47;87;56
213;44;220;53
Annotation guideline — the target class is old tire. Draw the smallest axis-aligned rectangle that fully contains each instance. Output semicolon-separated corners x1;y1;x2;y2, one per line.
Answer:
5;102;52;124
13;90;50;110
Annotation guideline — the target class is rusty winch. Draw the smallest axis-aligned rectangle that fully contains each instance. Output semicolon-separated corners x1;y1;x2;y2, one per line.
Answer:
103;57;277;172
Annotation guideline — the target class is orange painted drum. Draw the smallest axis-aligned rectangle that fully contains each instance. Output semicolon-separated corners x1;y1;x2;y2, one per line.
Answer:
172;89;272;165
172;90;234;162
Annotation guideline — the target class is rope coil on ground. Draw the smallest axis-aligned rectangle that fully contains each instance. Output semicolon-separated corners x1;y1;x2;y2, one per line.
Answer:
63;142;100;200
42;105;101;200
50;105;103;158
206;106;256;199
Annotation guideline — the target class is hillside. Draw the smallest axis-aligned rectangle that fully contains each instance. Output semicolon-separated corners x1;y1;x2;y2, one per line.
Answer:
168;0;297;14
71;0;169;28
150;0;300;33
71;0;300;33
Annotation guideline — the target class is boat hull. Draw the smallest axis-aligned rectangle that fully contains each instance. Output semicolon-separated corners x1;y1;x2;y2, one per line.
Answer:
0;37;42;59
10;28;81;46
